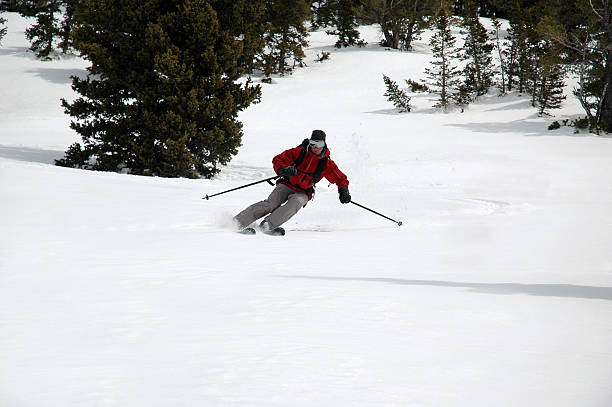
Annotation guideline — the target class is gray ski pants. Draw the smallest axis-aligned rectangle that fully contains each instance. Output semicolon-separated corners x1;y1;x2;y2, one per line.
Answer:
234;184;308;229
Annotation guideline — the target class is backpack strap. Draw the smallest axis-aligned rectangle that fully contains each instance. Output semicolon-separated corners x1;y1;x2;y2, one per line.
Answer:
311;156;328;184
293;138;328;184
293;139;310;168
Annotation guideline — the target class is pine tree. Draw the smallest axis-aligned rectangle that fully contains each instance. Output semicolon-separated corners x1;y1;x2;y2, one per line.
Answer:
537;0;612;132
56;1;73;53
57;0;263;178
563;24;606;129
499;2;549;97
325;0;362;48
536;60;566;116
310;0;332;29
358;0;400;48
459;0;495;100
383;74;412;112
489;1;568;117
218;1;265;74
358;0;432;50
425;9;462;109
524;36;565;115
259;0;310;77
0;15;6;44
574;0;612;130
478;0;506;18
491;16;506;94
18;0;74;59
503;21;534;93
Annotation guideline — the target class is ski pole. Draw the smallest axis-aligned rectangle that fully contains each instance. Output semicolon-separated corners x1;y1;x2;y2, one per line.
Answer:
203;175;280;200
350;200;402;226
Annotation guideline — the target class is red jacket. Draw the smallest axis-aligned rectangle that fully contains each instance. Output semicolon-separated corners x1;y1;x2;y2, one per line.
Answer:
272;143;349;200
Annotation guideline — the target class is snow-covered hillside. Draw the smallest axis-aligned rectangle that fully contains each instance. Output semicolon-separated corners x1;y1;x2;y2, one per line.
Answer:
1;12;612;407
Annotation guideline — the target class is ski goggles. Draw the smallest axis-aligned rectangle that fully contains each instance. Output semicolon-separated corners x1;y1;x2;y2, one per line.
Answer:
309;139;325;148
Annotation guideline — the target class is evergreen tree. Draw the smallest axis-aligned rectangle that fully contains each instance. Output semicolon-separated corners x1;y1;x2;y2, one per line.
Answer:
574;43;606;128
358;0;400;48
538;0;612;132
524;37;564;113
563;24;606;129
259;0;310;77
310;0;332;29
358;0;432;50
503;21;536;94
0;15;6;44
1;1;17;11
219;1;265;74
535;56;566;116
398;2;430;51
57;0;73;53
325;0;362;48
57;0;263;178
498;1;551;96
424;8;462;109
502;23;518;91
18;0;74;59
459;0;495;100
383;74;412;112
491;16;506;94
453;0;464;14
453;0;507;17
477;0;506;18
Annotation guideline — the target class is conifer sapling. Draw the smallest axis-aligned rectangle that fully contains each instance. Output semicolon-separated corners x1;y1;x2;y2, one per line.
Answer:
383;74;412;112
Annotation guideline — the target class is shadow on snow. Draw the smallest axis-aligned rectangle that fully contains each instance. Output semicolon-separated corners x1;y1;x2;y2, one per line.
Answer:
26;67;87;85
0;145;64;164
283;275;612;301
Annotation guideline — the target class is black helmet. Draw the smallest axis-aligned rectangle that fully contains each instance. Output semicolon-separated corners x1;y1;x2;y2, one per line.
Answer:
310;129;326;142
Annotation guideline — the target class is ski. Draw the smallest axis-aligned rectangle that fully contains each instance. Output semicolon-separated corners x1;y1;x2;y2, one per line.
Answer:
262;226;285;236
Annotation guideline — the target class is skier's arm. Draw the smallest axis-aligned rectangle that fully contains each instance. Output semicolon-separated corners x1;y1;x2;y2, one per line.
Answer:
272;147;300;175
323;159;349;190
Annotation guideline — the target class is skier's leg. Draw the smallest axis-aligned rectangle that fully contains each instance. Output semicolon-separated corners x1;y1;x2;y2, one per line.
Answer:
233;184;292;228
264;191;309;229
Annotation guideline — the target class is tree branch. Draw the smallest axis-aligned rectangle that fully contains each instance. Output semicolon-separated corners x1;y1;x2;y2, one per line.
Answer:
590;0;604;20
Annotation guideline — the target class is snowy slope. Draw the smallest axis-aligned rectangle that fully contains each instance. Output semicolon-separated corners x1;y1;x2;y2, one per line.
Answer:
1;12;612;407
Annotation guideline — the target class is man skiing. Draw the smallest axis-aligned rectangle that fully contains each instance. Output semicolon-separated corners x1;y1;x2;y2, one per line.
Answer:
233;130;351;235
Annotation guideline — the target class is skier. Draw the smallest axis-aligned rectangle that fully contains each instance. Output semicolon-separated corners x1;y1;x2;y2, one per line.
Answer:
233;130;351;235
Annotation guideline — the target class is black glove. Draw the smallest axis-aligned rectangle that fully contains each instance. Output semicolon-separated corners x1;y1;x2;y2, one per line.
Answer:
277;165;297;178
339;186;351;204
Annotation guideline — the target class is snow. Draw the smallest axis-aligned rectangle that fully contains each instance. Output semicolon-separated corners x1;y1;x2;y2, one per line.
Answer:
2;12;612;407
